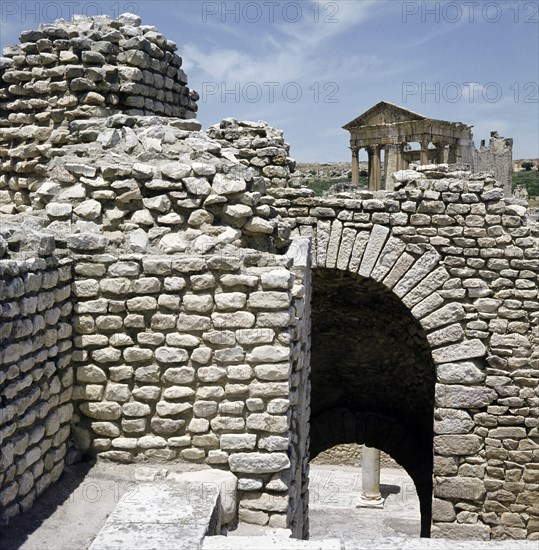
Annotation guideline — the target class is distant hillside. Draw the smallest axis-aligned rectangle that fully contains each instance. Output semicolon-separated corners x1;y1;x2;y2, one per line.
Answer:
513;159;539;172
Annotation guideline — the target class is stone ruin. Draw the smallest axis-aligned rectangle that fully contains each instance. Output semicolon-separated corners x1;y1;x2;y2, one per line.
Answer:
344;102;513;196
0;13;538;544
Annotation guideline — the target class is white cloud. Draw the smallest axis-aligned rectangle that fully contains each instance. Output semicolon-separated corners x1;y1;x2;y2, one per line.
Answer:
183;0;381;87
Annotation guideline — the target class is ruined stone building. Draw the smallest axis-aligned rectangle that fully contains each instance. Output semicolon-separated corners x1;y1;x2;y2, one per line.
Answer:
344;102;513;195
0;14;538;544
472;132;514;198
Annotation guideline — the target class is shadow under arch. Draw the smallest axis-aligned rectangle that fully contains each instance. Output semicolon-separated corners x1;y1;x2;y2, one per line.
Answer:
309;268;436;537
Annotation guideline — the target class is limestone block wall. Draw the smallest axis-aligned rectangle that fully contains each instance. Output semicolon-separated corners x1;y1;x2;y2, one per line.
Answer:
69;244;309;534
272;165;539;540
0;13;198;122
0;240;73;526
0;13;198;206
207;118;298;189
285;237;312;539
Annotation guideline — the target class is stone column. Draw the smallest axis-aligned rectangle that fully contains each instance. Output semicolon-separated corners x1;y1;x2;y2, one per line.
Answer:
356;446;385;508
396;143;406;172
420;139;429;166
384;144;398;190
447;141;458;163
351;146;360;185
367;147;372;189
368;145;381;191
458;136;474;166
434;142;446;164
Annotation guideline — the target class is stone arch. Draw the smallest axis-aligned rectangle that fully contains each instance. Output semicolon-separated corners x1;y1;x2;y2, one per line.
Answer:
313;221;486;364
308;221;488;538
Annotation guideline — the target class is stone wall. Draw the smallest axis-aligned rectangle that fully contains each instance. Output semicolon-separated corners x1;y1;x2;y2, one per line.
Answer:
207;118;298;189
68;244;310;535
0;231;73;525
0;13;198;209
0;114;291;255
0;13;197;121
0;11;307;527
272;164;539;540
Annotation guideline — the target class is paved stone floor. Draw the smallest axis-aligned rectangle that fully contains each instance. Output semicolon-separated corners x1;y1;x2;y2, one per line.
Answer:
1;462;419;549
4;462;537;549
309;464;421;539
229;464;421;541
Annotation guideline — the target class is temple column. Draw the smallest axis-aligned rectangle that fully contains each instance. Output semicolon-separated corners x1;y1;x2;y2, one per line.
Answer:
434;142;446;163
351;146;360;185
448;141;458;163
395;143;405;172
356;446;385;508
368;145;381;191
367;148;372;188
384;144;399;190
420;139;429;165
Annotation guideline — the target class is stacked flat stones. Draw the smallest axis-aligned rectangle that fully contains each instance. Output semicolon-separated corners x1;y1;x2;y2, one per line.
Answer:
0;13;198;211
0;13;197;121
0;229;73;525
0;114;291;255
207;118;298;189
67;247;310;533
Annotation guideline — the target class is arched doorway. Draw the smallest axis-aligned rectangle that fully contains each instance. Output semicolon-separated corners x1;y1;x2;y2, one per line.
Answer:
309;268;436;537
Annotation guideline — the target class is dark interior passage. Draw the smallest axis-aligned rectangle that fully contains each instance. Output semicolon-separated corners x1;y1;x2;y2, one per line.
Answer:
309;269;436;537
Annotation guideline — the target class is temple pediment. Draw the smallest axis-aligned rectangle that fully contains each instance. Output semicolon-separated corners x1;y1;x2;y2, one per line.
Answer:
343;101;426;130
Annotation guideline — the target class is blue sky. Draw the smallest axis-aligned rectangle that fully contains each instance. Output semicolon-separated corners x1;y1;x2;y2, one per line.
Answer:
1;0;538;162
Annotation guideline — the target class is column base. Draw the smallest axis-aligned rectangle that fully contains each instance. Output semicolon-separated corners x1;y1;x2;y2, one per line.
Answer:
356;494;385;509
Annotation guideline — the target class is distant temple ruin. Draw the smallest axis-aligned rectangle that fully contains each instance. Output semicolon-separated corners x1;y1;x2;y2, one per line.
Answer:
344;102;513;194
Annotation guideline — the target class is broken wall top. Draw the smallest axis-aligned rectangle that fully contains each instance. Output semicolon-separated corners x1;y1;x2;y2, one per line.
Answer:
0;114;293;259
0;13;199;124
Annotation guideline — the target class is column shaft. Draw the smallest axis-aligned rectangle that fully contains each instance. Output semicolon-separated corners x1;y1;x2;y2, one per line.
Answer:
356;445;385;508
420;140;429;165
351;147;359;185
448;142;457;163
362;446;381;498
434;142;446;164
369;146;381;191
384;144;398;190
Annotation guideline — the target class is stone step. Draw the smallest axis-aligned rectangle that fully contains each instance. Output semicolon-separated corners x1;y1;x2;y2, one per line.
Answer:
204;534;539;550
344;538;539;549
89;482;221;550
203;536;341;549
